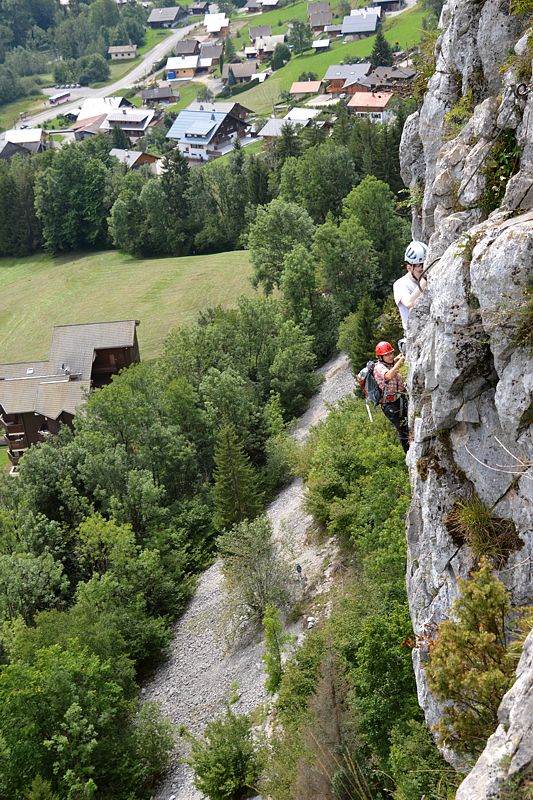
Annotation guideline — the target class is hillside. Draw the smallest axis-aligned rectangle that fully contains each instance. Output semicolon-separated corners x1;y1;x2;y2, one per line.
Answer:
0;249;253;362
236;3;426;113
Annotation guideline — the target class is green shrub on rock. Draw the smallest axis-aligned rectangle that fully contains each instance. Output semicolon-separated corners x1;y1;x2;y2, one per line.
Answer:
426;559;519;760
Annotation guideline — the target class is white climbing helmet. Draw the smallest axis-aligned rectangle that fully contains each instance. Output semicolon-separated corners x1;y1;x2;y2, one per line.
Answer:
404;240;428;265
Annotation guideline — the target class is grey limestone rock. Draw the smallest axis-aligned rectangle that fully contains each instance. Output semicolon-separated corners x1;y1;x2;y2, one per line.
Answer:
404;213;533;768
399;0;533;783
400;0;529;244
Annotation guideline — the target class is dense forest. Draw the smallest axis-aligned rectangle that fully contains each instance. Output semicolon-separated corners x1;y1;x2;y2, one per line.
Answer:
0;102;411;257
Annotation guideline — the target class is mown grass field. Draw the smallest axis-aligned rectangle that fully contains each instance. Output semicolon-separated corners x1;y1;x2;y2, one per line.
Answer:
167;81;206;111
236;3;426;113
0;448;8;470
0;250;253;362
0;94;47;132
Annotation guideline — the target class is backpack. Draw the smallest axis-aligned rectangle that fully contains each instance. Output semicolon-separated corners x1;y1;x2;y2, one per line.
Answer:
356;361;382;408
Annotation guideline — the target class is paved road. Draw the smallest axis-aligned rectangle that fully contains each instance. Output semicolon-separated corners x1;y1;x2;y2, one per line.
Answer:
18;23;197;129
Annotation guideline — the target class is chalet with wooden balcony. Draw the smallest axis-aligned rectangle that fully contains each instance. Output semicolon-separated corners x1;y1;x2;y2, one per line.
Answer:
0;320;140;471
323;62;372;95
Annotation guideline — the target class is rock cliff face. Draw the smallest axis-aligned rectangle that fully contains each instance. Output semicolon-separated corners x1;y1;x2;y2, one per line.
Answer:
399;0;533;788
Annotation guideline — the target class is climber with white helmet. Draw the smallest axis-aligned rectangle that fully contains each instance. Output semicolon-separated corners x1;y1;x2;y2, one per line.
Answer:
373;341;409;453
393;240;429;331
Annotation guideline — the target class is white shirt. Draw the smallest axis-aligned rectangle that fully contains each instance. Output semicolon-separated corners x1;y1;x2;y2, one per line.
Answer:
393;272;419;331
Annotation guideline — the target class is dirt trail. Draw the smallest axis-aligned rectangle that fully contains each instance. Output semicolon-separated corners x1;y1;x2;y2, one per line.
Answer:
144;352;355;800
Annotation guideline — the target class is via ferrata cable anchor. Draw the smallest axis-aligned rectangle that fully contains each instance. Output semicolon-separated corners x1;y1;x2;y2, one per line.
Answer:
514;81;532;100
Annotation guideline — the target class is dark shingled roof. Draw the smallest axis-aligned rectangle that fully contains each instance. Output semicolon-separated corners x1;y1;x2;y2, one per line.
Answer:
175;38;200;54
0;321;139;419
147;6;183;23
222;61;257;79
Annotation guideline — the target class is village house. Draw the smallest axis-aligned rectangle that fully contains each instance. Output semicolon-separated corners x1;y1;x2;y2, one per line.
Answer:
71;114;108;140
243;0;279;12
4;128;49;153
341;9;380;36
147;6;186;28
165;54;200;79
371;0;404;11
249;25;271;41
222;60;258;84
351;5;382;18
204;12;230;37
107;44;138;60
347;90;395;121
187;101;250;122
312;38;330;51
109;148;162;173
190;0;210;14
77;96;131;115
100;107;160;139
253;34;286;58
0;321;140;470
259;107;321;144
308;1;329;14
309;10;333;31
0;140;30;159
175;38;201;56
199;42;223;66
244;0;262;13
166;101;251;161
289;80;323;97
141;86;179;105
323;63;372;95
358;64;416;93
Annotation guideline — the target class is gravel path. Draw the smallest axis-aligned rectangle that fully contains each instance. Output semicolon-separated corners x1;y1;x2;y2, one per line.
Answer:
144;352;355;800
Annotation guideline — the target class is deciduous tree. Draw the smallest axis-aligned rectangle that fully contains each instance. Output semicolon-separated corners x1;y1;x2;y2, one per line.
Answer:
271;41;290;70
217;515;292;622
287;20;312;54
313;215;379;315
248;198;315;293
343;175;410;293
35;144;111;253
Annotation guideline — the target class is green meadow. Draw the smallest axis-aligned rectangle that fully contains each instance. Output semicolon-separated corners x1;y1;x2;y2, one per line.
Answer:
0;249;253;362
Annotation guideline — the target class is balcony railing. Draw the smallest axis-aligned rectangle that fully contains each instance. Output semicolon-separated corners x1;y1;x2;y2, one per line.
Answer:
8;448;26;465
6;434;27;448
0;417;24;434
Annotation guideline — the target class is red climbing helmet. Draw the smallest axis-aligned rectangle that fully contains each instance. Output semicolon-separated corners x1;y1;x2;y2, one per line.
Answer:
375;341;394;357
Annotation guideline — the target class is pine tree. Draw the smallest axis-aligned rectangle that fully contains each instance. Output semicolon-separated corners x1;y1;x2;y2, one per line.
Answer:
213;423;263;531
370;28;393;67
426;559;517;758
224;36;236;62
227;66;237;87
111;124;130;149
337;294;380;368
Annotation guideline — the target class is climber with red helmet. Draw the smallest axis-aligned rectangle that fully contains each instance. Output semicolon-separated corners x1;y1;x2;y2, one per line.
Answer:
374;341;409;453
393;240;428;331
